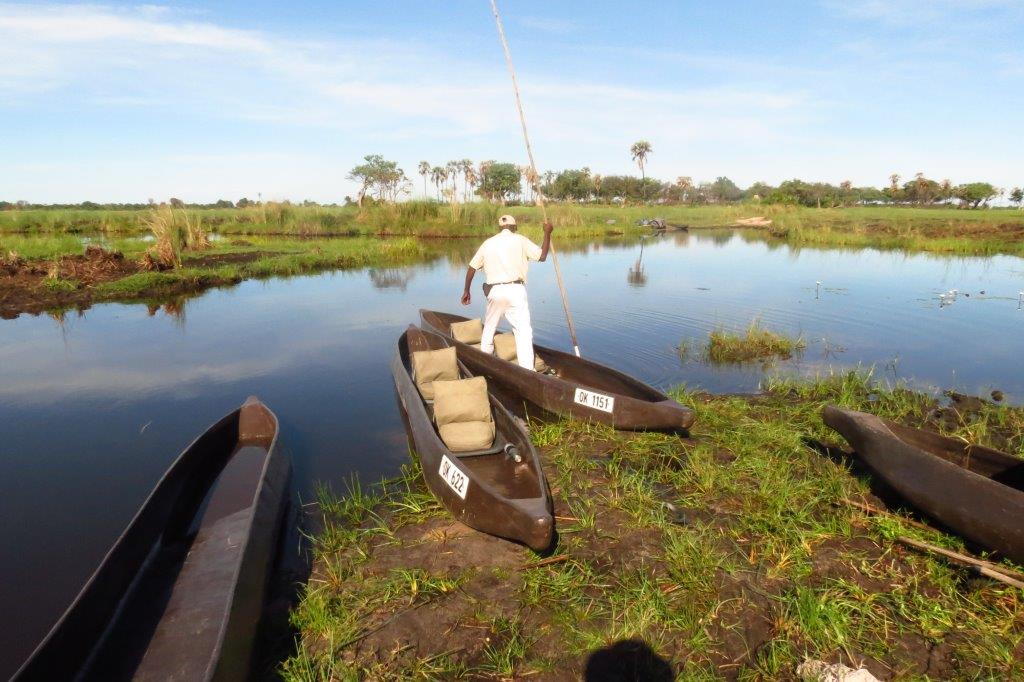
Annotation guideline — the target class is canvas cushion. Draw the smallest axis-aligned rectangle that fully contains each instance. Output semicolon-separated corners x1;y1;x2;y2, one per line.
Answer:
439;421;496;452
432;377;492;425
450;319;483;345
493;332;548;372
493;332;518;361
411;347;458;400
432;376;495;451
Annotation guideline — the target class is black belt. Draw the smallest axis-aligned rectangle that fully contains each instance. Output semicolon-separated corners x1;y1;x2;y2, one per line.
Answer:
482;279;524;296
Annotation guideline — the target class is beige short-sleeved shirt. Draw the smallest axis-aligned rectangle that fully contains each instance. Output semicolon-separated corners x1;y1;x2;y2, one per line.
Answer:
468;229;543;284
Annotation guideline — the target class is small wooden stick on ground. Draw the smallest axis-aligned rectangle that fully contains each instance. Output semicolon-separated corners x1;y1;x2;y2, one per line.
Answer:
839;498;933;532
525;554;570;569
896;536;1024;588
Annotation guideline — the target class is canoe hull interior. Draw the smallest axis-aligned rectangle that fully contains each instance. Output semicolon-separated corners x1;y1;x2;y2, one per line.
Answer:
822;405;1024;564
392;326;554;551
419;309;694;431
14;397;291;682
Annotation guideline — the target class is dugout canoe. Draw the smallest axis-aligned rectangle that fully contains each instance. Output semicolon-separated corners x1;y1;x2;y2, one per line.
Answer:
391;325;554;551
419;309;695;432
14;397;290;682
822;405;1024;564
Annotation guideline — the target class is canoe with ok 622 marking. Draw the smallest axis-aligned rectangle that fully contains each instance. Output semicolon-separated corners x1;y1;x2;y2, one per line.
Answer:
419;309;695;432
391;325;553;551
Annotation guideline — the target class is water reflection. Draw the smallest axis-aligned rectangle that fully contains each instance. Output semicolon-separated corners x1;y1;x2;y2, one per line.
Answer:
369;267;416;291
627;237;648;287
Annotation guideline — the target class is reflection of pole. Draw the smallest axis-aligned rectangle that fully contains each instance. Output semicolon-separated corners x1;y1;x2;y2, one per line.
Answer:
1019;291;1023;310
490;0;581;357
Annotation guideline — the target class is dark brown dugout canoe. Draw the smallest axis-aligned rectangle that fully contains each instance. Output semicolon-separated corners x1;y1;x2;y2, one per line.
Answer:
391;325;554;551
14;397;290;682
420;309;695;432
823;405;1024;564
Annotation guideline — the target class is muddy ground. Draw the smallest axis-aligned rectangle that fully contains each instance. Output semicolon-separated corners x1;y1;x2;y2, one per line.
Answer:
0;247;264;318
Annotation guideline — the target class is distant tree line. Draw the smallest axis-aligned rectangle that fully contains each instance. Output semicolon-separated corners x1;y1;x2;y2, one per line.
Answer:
4;142;1022;211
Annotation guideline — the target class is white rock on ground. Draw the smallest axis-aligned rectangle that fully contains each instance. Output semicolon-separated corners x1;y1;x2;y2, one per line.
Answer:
797;659;881;682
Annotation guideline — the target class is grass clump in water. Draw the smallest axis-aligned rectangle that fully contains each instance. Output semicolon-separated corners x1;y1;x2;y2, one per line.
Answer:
703;320;806;364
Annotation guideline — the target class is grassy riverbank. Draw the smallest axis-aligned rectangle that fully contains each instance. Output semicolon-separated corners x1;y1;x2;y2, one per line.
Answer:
3;204;1024;254
0;237;441;318
283;373;1024;680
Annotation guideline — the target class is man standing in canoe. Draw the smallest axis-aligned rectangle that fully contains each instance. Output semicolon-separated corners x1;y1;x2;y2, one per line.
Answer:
461;214;553;370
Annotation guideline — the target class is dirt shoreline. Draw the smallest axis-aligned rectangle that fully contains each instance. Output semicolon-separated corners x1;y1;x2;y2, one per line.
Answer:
1;248;289;319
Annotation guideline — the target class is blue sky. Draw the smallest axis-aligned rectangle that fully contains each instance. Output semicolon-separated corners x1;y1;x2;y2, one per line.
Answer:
1;1;1021;203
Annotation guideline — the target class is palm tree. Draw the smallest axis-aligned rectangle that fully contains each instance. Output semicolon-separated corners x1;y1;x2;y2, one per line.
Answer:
630;140;652;181
446;161;461;201
464;166;478;202
631;140;653;202
430;166;448;202
418;161;430;199
460;159;474;202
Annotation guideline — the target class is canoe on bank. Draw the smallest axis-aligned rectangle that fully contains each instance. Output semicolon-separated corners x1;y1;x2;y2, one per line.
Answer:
15;397;291;682
391;325;553;551
822;405;1024;564
419;309;695;432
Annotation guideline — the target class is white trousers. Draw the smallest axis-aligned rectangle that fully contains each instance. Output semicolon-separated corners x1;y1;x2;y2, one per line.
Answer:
480;283;535;370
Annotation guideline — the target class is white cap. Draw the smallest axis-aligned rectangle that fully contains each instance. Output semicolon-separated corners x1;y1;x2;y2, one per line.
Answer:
498;214;517;227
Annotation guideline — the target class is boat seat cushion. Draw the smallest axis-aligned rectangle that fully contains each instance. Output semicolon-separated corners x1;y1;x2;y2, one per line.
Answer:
493;332;549;372
493;332;518;361
411;347;459;401
432;377;495;451
439;421;496;453
451;319;483;345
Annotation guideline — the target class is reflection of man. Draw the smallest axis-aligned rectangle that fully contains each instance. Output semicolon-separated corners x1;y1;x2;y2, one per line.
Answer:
460;214;553;370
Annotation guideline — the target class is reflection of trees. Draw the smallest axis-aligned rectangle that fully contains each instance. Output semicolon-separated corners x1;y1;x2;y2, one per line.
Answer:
671;232;691;247
369;268;416;291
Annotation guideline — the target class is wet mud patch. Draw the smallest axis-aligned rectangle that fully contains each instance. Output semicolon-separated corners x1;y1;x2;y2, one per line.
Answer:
0;247;272;318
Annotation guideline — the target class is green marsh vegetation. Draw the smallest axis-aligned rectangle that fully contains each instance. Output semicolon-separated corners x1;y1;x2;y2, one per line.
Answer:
700;320;807;364
284;371;1024;679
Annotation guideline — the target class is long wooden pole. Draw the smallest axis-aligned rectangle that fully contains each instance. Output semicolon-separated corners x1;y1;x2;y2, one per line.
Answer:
897;536;1024;588
489;0;581;357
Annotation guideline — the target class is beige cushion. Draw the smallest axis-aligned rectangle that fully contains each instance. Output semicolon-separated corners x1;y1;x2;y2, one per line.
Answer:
494;333;518;361
450;319;483;345
433;377;495;451
493;332;548;372
439;421;496;452
411;347;458;400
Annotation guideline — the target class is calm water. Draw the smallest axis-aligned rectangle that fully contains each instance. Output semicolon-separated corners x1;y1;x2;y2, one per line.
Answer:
2;231;1022;675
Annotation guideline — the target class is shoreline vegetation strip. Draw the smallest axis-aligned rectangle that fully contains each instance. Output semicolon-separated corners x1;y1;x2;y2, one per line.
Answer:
282;372;1024;680
4;203;1024;317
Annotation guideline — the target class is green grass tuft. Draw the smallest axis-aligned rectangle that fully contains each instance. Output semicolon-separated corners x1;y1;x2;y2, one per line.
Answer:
704;319;806;364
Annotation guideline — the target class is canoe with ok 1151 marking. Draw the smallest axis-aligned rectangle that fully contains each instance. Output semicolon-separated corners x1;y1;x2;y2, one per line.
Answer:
419;309;695;431
392;325;554;551
822;405;1024;564
14;397;290;682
